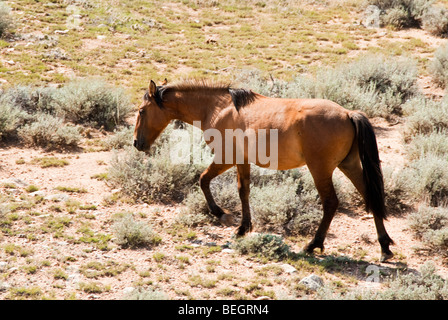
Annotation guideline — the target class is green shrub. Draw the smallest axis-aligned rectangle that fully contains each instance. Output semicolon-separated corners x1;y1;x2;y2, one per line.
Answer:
251;176;321;235
103;126;134;150
421;5;448;36
400;155;448;206
0;100;28;140
54;79;133;130
0;2;12;38
1;79;133;145
429;42;448;88
108;138;205;203
18;113;81;149
0;204;8;225
409;205;448;237
408;205;448;254
365;0;433;29
232;233;292;260
178;166;322;233
236;54;418;118
113;213;161;248
403;96;448;140
382;166;411;212
123;287;168;300
406;132;448;160
321;262;448;300
0;86;58;115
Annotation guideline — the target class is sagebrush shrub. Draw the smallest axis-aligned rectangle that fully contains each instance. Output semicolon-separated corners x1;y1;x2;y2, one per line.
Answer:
250;176;321;235
400;155;448;206
408;206;448;255
0;86;58;115
113;213;161;248
0;79;133;146
108;127;206;203
18;113;81;149
403;96;448;140
236;54;418;118
321;262;448;300
0;100;28;140
103;126;134;150
406;132;448;160
429;42;448;88
54;79;133;130
123;287;168;300
365;0;434;29
421;5;448;36
0;204;8;225
232;233;292;260
0;2;12;38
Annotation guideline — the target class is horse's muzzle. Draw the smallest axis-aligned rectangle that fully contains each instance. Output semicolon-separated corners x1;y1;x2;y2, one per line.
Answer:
133;139;145;151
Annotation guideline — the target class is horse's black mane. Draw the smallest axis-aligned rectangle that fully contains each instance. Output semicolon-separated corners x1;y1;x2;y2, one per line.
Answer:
144;79;257;111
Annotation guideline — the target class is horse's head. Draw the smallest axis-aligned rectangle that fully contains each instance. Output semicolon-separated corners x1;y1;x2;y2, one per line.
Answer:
133;80;171;152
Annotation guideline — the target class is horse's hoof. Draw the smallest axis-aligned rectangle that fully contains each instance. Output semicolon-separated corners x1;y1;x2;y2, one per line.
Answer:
304;242;324;254
219;213;234;227
380;251;394;263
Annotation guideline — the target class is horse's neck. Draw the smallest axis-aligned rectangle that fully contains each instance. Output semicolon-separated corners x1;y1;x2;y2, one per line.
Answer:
167;92;226;130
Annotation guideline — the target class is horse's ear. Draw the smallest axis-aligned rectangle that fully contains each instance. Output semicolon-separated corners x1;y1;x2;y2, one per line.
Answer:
161;78;168;86
148;80;157;97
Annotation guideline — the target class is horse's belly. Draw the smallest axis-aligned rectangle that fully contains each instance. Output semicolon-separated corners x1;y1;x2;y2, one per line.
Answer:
252;149;306;170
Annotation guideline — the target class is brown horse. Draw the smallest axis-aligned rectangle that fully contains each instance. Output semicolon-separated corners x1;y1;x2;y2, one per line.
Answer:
133;79;394;262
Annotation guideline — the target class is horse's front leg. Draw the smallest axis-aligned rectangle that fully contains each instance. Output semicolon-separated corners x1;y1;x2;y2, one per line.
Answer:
199;162;234;226
236;163;252;236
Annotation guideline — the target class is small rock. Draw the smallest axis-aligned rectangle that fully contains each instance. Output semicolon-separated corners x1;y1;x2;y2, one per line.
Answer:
299;274;324;291
8;267;18;274
222;248;234;254
54;29;69;34
29;190;46;197
2;178;29;188
280;263;297;274
123;287;135;295
0;281;11;291
44;194;70;202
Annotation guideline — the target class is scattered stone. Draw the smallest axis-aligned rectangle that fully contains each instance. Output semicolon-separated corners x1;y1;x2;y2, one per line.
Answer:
280;263;297;274
2;178;29;188
54;29;69;34
222;248;234;254
44;194;70;202
44;48;71;60
0;262;7;270
0;281;11;291
123;287;135;295
29;190;46;197
8;267;18;274
299;274;324;291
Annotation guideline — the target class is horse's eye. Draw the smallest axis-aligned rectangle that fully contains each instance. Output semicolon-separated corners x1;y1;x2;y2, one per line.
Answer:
139;109;145;115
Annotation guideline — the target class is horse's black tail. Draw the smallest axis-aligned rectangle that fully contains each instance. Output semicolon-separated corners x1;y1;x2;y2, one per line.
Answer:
349;112;387;221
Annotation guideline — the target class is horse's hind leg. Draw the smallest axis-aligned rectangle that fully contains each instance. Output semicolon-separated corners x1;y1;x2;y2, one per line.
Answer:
200;162;235;226
236;163;252;236
338;153;394;262
304;168;339;254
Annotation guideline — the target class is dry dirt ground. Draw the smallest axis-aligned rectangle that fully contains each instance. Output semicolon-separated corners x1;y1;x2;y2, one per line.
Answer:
1;114;447;300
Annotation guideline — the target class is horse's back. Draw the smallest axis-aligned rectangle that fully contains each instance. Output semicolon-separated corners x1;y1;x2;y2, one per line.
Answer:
243;97;356;170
